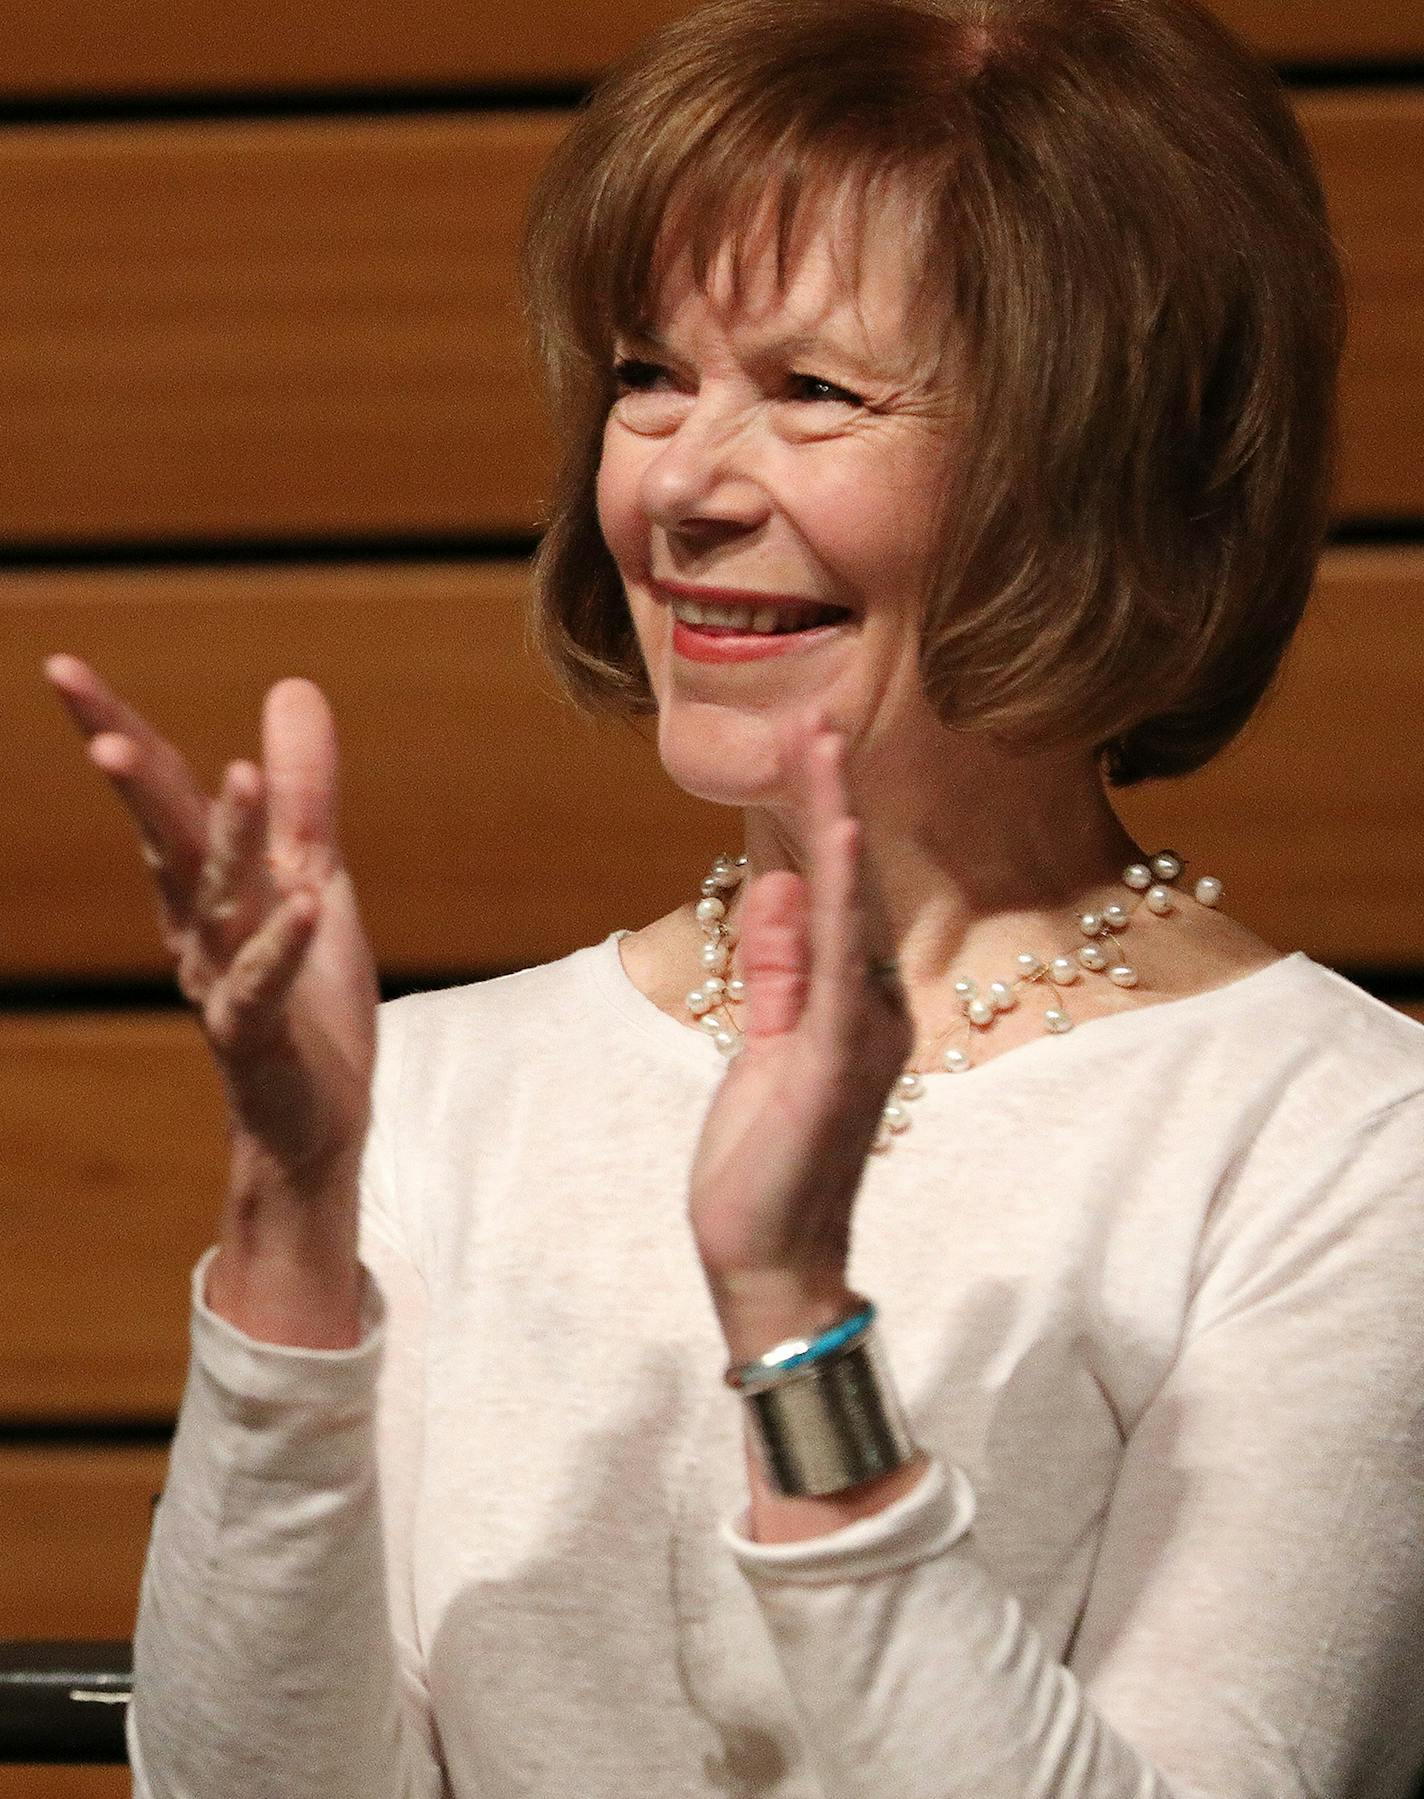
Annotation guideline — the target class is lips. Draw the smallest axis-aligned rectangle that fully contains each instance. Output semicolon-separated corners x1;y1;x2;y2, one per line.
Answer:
670;615;852;663
649;577;855;663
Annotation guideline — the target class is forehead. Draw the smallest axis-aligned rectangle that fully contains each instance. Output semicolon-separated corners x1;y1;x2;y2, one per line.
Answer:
633;173;944;378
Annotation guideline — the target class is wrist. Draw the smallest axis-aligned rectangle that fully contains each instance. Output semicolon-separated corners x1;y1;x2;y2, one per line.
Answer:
203;1240;364;1348
209;1135;364;1345
708;1271;861;1366
726;1298;921;1503
742;1444;933;1544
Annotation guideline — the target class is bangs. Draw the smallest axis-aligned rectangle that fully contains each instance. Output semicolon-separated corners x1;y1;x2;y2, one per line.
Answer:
602;146;939;356
532;16;955;381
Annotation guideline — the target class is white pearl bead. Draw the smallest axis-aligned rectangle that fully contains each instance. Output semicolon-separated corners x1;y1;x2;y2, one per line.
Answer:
701;975;725;998
686;988;712;1015
1123;864;1153;890
1151;851;1183;881
695;896;726;925
1049;955;1080;984
1145;885;1174;916
944;1048;972;1073
882;1101;909;1132
872;1124;893;1152
699;1012;724;1035
720;1036;743;1060
734;854;748;866
1044;1008;1073;1033
700;941;729;971
966;995;995;1026
1016;952;1043;974
701;877;721;895
1079;911;1104;937
953;976;977;998
1077;942;1109;971
1195;876;1224;907
713;1027;737;1052
1108;964;1138;987
988;980;1017;1012
897;1072;925;1099
726;977;746;1000
1102;902;1130;930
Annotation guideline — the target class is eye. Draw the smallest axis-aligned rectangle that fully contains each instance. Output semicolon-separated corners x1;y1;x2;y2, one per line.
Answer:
787;372;863;406
611;358;668;392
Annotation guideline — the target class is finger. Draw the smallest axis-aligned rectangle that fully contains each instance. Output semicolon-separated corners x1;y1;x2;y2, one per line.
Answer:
204;886;321;1054
261;679;340;889
45;655;164;749
46;657;211;838
193;761;270;941
82;731;209;930
739;870;812;1040
46;656;210;898
801;729;902;1037
801;730;864;1021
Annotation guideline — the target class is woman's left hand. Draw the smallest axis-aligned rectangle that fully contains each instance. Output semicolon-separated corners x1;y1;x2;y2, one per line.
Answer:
688;716;915;1363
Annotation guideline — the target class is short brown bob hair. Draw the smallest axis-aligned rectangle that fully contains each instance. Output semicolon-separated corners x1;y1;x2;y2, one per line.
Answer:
518;0;1346;786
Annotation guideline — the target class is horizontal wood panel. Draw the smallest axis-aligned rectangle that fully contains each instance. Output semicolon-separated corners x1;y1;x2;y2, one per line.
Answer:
1303;92;1424;520
1;0;1419;99
2;560;726;979
1115;544;1424;962
0;1773;128;1797
0;1013;225;1416
1;95;1421;544
0;1448;164;1635
0;113;560;542
3;546;1421;982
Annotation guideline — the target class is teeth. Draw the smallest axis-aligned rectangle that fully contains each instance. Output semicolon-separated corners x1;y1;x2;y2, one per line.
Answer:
671;599;841;635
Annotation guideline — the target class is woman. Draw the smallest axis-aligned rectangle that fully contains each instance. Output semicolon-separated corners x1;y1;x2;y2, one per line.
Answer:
45;0;1424;1792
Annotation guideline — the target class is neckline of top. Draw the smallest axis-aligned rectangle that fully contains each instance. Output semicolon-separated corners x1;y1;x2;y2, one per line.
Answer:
585;929;1311;1085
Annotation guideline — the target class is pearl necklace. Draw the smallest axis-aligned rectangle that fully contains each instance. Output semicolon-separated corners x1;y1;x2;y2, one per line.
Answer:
685;850;1226;1151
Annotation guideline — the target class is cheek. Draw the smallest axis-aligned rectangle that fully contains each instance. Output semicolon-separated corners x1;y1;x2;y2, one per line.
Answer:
594;432;644;563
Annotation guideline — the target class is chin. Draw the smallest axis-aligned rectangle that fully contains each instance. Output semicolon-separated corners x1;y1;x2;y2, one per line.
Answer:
654;704;791;808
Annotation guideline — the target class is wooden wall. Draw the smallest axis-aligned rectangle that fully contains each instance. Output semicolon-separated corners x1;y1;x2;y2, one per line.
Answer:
2;4;1422;1790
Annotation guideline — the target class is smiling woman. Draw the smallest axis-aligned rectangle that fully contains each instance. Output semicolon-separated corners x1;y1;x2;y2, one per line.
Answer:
594;176;962;801
519;0;1344;791
59;0;1424;1796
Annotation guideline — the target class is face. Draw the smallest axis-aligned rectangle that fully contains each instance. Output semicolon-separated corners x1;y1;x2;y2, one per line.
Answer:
595;179;963;809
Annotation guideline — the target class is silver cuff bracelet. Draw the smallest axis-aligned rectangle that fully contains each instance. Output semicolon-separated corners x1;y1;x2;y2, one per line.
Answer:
739;1322;918;1497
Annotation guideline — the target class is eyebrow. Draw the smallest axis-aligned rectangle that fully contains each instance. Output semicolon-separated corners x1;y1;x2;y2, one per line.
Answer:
618;322;883;380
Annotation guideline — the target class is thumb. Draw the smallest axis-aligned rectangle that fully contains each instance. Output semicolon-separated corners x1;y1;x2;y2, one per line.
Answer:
739;870;812;1041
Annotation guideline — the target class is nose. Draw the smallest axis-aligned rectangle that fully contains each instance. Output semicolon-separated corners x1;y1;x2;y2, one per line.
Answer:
639;389;772;539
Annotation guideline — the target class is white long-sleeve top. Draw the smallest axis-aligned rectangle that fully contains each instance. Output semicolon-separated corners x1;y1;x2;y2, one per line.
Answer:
128;932;1424;1798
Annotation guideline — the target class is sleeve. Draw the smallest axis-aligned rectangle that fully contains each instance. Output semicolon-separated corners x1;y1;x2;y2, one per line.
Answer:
719;1090;1424;1799
126;998;447;1799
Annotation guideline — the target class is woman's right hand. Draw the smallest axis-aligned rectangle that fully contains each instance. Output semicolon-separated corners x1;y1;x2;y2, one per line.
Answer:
44;654;379;1341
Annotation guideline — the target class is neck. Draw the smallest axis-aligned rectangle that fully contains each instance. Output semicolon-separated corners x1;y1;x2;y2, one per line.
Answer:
737;729;1146;995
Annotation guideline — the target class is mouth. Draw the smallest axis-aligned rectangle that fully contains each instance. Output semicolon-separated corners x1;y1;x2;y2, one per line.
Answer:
661;592;855;663
671;595;850;633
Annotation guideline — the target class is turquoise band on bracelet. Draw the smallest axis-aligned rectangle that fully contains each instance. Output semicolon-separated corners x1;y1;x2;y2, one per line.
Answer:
724;1297;877;1393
